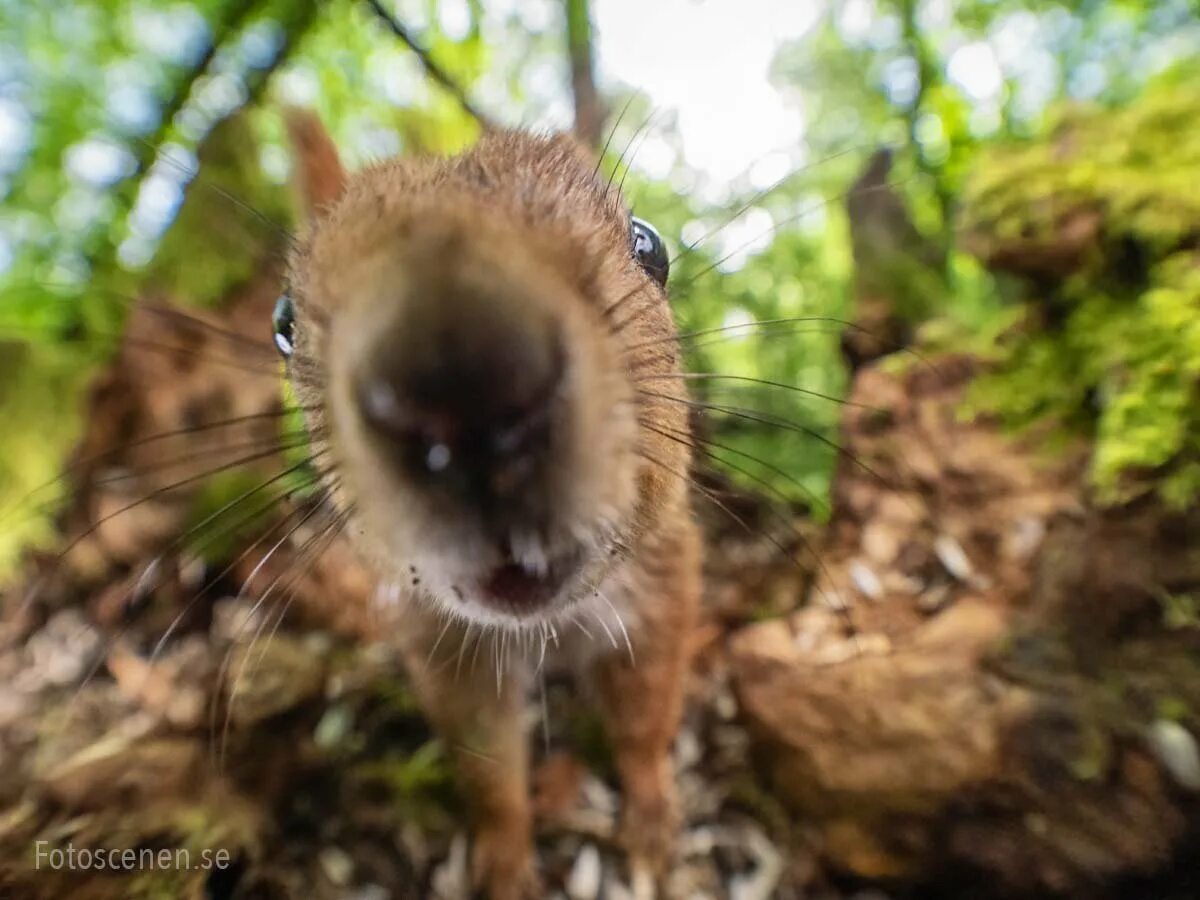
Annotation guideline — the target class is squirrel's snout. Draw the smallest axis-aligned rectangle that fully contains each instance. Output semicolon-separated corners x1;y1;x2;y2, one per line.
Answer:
352;273;567;517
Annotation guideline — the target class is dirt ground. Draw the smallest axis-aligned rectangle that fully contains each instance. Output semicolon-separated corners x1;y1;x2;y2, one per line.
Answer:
1;294;1197;899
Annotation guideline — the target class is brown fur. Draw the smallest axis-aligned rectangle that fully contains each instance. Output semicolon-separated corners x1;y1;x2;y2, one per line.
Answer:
284;111;700;898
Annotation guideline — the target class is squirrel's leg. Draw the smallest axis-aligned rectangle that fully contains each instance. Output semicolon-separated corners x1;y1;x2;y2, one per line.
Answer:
398;610;538;900
591;519;701;891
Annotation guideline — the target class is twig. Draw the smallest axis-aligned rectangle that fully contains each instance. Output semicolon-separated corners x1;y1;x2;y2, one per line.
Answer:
363;0;493;129
566;0;606;148
244;0;321;106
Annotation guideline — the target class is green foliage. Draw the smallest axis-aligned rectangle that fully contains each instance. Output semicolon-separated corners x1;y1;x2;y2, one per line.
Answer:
619;161;853;513
145;112;292;306
0;343;92;572
964;74;1200;506
0;0;514;580
1160;590;1200;631
1;0;1197;578
351;740;456;824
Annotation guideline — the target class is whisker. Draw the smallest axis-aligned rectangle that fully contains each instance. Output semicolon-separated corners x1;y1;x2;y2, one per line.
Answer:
596;591;635;666
604;107;659;200
427;613;456;667
33;446;330;601
591;94;637;184
635;372;876;411
0;406;315;527
247;500;350;679
669;142;872;266
672;318;939;375
44;467;328;750
15;286;285;358
631;316;852;353
141;146;297;247
88;430;322;491
210;493;334;767
145;474;332;669
635;446;858;639
538;668;550;754
601;283;644;328
615;112;658;199
643;421;846;596
645;420;827;515
638;389;896;491
588;594;619;650
454;620;479;681
570;610;595;641
670;176;918;295
0;327;286;377
470;622;487;674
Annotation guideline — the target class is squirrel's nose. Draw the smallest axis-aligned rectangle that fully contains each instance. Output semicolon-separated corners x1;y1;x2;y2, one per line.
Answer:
353;277;565;511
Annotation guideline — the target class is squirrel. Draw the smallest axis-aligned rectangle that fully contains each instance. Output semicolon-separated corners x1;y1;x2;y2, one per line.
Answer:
281;111;702;899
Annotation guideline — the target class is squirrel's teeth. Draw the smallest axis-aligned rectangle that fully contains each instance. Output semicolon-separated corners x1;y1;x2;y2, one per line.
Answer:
509;532;549;578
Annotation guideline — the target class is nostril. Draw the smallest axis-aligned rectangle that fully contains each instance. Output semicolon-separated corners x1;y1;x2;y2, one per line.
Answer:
358;378;407;433
355;377;460;474
490;346;563;454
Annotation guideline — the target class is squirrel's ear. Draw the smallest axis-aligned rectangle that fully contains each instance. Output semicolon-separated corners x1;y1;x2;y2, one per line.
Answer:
284;107;346;222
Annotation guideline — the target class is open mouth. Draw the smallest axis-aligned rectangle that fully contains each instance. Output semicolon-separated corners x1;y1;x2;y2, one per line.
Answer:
478;549;579;615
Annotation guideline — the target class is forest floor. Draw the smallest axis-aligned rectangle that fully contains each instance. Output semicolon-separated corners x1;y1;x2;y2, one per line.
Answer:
0;283;1198;900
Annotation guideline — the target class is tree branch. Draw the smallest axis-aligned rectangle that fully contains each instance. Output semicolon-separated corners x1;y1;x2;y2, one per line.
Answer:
565;0;605;148
363;0;493;129
896;0;952;254
79;0;266;299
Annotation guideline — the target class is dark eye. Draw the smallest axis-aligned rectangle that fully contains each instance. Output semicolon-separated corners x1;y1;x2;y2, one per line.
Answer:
272;294;295;358
631;216;669;286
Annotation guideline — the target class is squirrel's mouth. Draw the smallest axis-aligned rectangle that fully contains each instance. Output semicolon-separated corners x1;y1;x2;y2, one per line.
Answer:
476;547;581;616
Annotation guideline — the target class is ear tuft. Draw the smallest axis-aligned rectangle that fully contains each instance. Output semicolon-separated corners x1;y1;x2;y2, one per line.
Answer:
284;107;346;223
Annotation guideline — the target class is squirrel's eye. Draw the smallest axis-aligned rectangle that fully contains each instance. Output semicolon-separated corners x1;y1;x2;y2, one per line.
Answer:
631;216;669;287
272;294;295;358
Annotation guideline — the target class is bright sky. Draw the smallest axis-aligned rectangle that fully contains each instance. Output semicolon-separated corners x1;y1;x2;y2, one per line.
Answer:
591;0;823;184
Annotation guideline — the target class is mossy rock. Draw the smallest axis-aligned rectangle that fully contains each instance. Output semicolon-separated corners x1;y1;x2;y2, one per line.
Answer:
960;69;1200;508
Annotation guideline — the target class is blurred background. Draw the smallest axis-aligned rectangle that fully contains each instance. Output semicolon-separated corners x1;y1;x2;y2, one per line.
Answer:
2;0;1197;570
0;1;1199;898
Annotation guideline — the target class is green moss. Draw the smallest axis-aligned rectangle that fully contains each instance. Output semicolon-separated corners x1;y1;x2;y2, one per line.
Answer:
1156;696;1191;723
1159;590;1200;631
1068;723;1112;782
351;740;457;826
962;73;1200;253
962;71;1200;507
0;342;92;581
184;469;282;565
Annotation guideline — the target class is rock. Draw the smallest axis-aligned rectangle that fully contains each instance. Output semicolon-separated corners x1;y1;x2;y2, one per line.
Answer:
730;600;1013;820
674;727;703;771
728;823;783;900
566;843;602;900
106;638;210;728
730;348;1200;893
915;581;952;615
36;733;202;808
849;559;884;601
23;610;102;688
1147;720;1200;792
319;846;354;886
602;874;634;900
713;684;738;721
430;833;469;899
933;535;973;583
222;632;327;726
